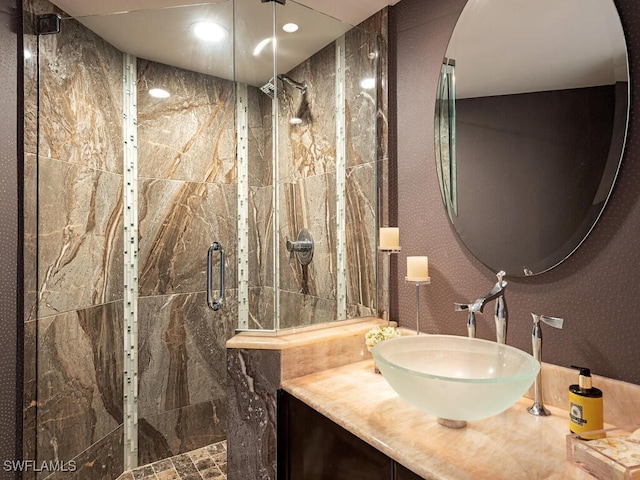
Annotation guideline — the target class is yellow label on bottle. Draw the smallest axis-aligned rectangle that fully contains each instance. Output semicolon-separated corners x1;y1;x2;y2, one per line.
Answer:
569;391;603;439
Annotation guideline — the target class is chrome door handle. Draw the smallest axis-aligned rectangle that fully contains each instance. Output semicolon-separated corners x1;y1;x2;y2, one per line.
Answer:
207;241;225;311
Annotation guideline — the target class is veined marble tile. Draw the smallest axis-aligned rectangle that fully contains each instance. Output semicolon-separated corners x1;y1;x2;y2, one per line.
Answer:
36;16;123;174
278;290;337;329
46;425;124;480
24;153;38;323
138;179;236;297
137;59;236;184
226;349;280;480
137;291;237;418
359;9;390;164
345;163;377;311
22;319;37;469
23;32;38;157
279;173;337;300
139;400;226;466
346;303;377;319
344;26;378;169
247;185;273;289
247;86;272;188
36;301;124;464
278;44;337;183
37;159;124;317
248;286;275;331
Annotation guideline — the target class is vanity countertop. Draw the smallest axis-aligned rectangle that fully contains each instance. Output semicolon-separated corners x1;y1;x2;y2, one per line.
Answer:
281;359;594;480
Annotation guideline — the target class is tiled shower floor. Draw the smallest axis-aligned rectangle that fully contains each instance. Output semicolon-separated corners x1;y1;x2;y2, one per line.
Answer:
117;441;227;480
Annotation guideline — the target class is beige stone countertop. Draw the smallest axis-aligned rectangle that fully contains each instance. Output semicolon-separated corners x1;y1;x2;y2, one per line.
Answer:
281;360;595;480
226;317;388;350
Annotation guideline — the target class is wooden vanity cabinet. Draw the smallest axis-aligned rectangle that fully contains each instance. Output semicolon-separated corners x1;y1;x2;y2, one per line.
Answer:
277;390;423;480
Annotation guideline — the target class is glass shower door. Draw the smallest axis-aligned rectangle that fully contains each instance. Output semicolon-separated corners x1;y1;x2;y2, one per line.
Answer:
30;10;127;478
29;3;238;476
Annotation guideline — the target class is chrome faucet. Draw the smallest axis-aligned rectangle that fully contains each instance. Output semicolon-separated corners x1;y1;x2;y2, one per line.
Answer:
527;312;564;416
455;271;508;343
454;302;479;339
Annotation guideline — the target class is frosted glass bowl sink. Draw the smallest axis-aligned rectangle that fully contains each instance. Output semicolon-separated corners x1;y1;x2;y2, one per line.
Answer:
372;335;539;427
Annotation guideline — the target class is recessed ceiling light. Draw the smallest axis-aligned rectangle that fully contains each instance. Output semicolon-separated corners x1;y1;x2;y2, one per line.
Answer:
289;117;303;125
282;23;299;33
360;77;376;90
24;49;32;59
149;88;170;98
192;21;228;42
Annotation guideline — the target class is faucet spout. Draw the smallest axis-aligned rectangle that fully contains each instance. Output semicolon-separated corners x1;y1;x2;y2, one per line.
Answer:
474;271;508;343
455;271;508;342
454;303;477;338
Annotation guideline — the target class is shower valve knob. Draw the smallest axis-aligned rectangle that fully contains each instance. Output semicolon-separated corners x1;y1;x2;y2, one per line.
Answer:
285;229;314;266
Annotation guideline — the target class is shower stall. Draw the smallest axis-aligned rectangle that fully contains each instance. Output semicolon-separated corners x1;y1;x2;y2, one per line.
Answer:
23;0;385;477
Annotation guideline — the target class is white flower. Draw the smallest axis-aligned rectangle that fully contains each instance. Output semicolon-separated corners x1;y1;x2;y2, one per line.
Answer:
365;326;401;352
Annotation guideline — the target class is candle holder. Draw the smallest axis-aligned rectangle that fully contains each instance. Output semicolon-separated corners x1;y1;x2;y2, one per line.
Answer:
379;247;401;326
405;277;431;335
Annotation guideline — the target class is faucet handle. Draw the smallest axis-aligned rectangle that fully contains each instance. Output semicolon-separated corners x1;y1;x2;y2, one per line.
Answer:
531;312;564;329
285;236;295;263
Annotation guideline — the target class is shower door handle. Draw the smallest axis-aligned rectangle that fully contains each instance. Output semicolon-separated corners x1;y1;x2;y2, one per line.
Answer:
207;241;225;311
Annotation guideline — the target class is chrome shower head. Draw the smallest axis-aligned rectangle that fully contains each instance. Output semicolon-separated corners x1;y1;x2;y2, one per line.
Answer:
259;74;307;99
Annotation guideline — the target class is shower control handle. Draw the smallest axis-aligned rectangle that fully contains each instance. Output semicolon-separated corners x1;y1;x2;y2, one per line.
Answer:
207;241;225;311
286;228;314;266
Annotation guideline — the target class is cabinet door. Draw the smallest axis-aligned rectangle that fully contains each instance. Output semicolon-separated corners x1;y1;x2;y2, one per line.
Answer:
278;391;393;480
395;463;424;480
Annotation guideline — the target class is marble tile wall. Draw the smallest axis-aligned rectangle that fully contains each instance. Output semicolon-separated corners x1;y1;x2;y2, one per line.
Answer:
358;9;392;321
136;58;238;465
246;87;274;329
274;22;381;328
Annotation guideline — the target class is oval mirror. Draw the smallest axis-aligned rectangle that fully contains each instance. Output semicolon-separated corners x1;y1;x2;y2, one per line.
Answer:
434;0;629;277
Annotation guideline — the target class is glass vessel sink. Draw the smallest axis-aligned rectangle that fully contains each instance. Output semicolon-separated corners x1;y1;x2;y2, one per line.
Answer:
372;335;539;427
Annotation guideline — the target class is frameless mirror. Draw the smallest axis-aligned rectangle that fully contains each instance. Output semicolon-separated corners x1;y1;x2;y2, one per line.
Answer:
435;0;629;276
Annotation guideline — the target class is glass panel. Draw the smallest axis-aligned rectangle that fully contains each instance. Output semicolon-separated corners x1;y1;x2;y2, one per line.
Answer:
435;60;457;221
34;11;127;476
28;0;382;474
434;0;629;277
235;0;277;331
31;1;236;472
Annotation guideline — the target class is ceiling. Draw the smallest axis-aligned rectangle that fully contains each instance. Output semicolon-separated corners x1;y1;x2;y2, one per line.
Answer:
47;0;401;87
446;0;628;98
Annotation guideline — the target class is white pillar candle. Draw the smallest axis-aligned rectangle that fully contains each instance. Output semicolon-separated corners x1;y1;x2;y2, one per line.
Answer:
407;256;429;281
379;227;400;249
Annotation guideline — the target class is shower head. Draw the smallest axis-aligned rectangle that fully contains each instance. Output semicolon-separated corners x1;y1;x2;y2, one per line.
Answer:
259;80;277;99
279;74;307;94
259;74;307;99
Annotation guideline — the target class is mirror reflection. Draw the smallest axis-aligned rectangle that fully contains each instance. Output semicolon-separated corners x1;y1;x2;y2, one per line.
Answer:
435;0;629;276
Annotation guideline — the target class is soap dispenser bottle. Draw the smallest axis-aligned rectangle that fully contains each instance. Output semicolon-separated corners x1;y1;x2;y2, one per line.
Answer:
569;366;603;438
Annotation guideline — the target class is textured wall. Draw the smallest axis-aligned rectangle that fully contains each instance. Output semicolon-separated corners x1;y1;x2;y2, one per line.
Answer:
392;0;640;384
0;0;22;474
